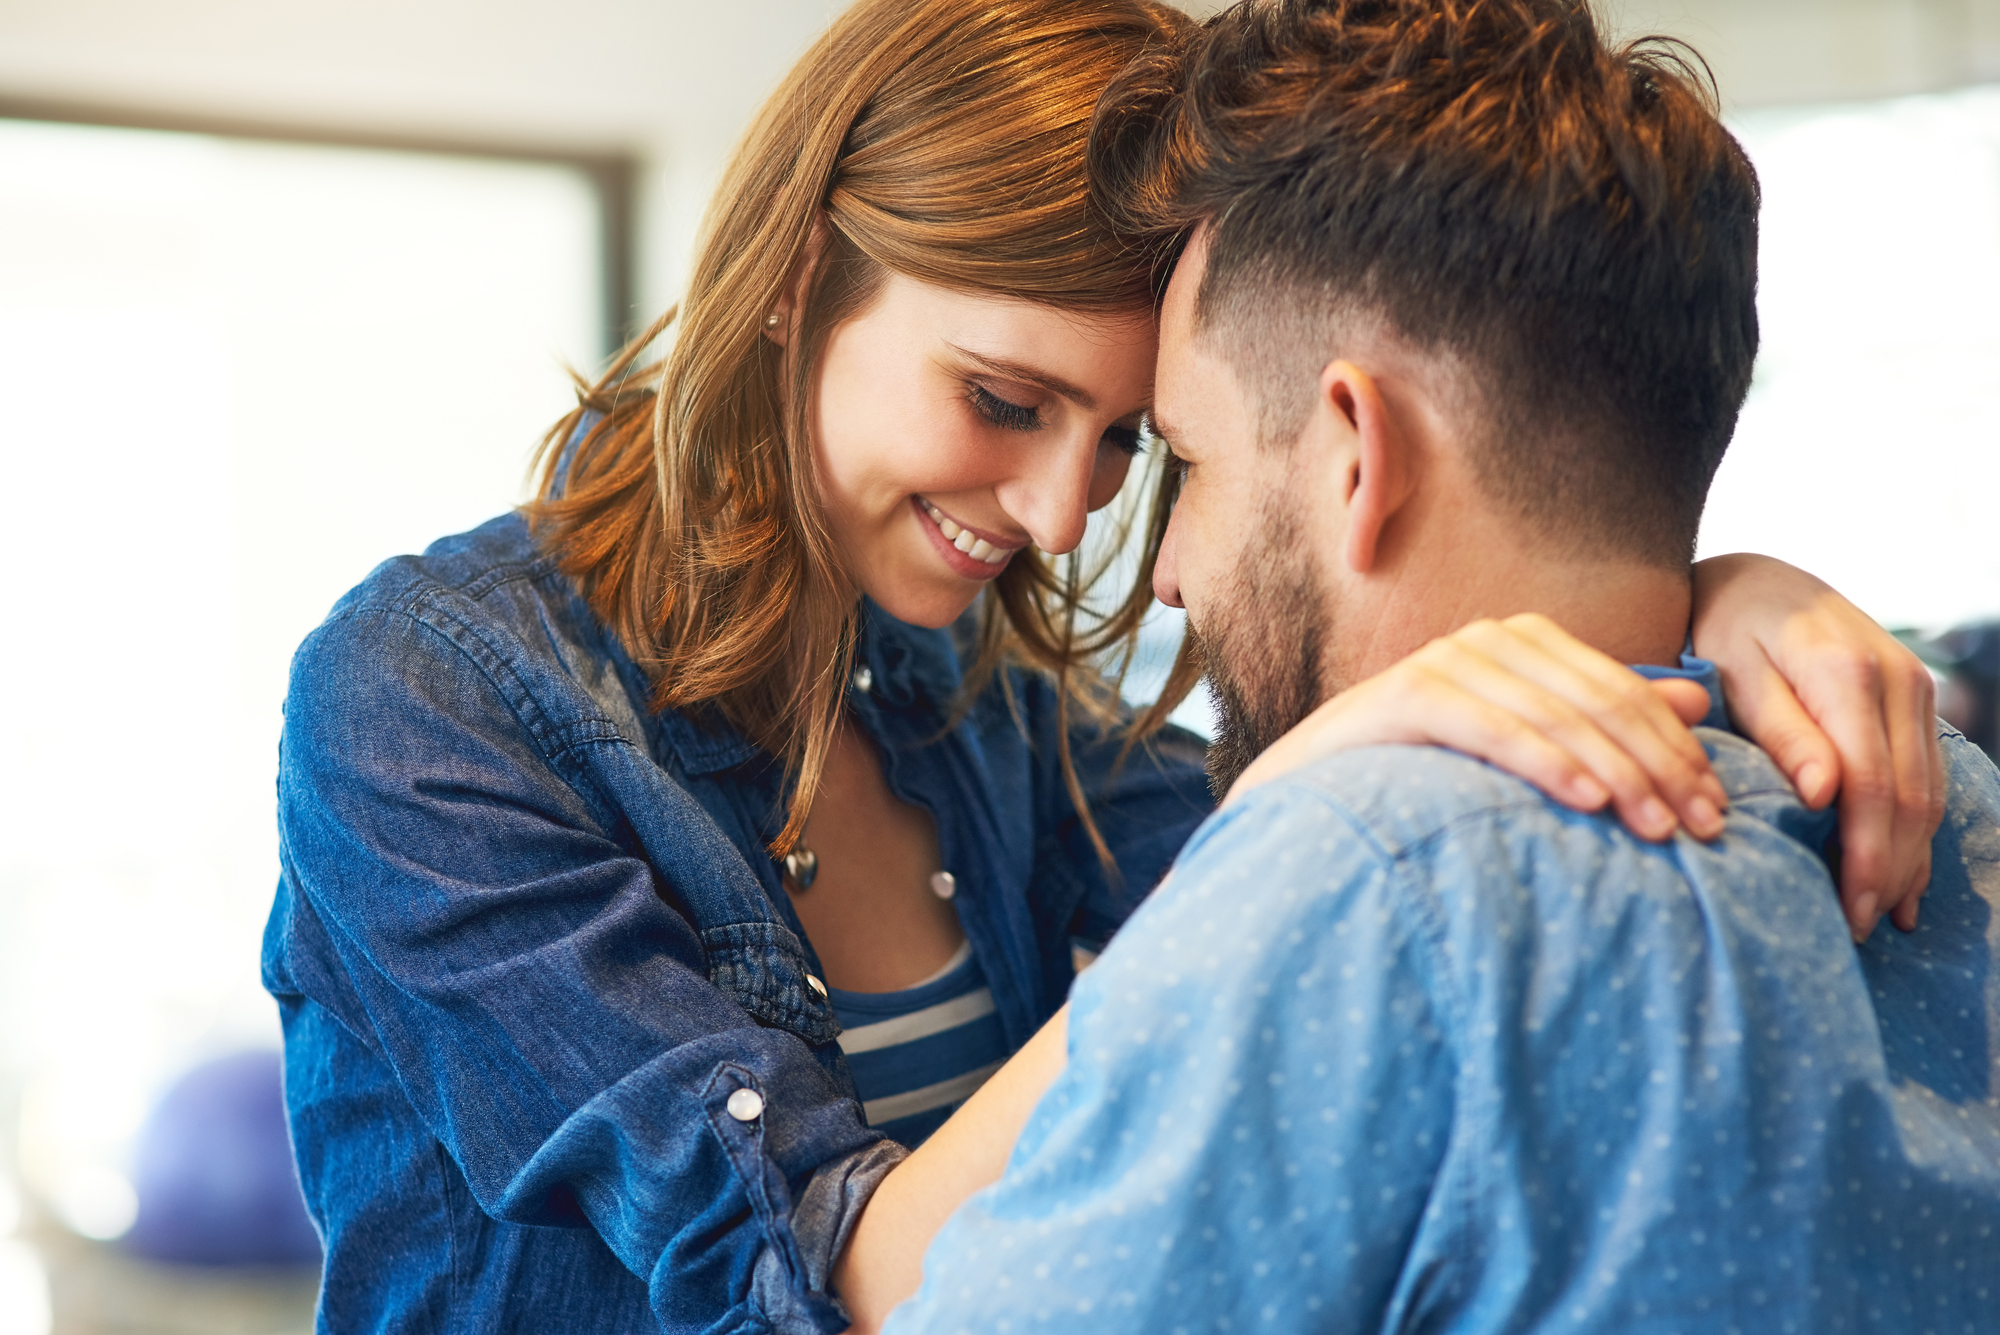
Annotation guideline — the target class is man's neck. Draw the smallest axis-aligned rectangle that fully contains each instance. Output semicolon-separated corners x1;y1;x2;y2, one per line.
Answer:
1334;531;1693;689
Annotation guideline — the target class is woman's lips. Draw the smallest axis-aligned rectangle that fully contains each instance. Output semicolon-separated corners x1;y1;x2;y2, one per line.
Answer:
913;497;1025;579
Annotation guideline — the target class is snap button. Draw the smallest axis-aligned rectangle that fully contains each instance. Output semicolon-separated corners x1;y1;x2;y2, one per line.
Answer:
726;1088;765;1122
852;665;874;694
805;974;827;999
929;871;956;901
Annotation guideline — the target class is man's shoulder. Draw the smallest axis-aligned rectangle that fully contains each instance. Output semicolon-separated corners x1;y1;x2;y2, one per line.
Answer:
1230;728;1819;855
1174;733;1839;968
1938;725;2000;839
1222;742;1611;864
1151;744;1598;975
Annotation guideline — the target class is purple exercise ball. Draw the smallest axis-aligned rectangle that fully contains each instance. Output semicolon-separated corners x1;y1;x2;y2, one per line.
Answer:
122;1049;321;1267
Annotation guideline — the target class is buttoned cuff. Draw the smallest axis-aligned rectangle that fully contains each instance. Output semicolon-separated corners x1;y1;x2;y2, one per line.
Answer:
749;1140;907;1331
705;1062;907;1333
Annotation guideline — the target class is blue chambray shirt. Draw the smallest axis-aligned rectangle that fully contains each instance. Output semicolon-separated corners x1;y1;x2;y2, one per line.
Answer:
890;659;2000;1333
262;513;1211;1334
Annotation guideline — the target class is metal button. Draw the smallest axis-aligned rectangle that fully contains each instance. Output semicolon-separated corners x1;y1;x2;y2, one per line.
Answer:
929;871;957;901
805;974;827;999
726;1088;765;1122
852;665;874;694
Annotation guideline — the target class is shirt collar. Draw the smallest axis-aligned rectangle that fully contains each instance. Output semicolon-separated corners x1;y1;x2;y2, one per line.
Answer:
1629;652;1731;731
650;602;967;777
855;598;965;711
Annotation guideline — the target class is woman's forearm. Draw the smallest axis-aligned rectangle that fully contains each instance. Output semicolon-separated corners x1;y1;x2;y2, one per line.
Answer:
833;1003;1071;1332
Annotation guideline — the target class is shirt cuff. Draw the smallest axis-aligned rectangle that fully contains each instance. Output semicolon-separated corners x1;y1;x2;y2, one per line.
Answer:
750;1138;908;1331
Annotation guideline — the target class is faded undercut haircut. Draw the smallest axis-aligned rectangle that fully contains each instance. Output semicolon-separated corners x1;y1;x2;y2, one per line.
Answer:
1090;0;1762;566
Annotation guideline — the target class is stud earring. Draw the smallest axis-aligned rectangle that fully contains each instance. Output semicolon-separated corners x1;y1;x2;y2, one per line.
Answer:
765;312;782;328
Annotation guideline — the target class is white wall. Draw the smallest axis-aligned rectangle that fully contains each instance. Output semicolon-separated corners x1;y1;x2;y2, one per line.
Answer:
5;0;1998;313
0;118;607;1242
0;0;848;321
1600;0;2000;106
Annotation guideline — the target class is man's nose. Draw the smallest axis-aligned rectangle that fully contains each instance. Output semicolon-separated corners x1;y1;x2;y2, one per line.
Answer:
1153;513;1185;608
994;432;1099;557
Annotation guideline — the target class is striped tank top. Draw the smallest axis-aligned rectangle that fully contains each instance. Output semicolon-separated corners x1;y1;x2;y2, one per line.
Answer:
829;940;1010;1148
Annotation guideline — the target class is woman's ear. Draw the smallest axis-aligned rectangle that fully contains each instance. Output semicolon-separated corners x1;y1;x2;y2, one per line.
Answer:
764;214;829;347
1323;359;1414;575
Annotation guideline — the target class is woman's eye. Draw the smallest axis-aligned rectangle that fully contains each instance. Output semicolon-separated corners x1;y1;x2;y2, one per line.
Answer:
968;384;1042;432
1101;424;1145;458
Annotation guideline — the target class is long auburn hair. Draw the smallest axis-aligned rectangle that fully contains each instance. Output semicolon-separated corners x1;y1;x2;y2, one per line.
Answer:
526;0;1202;859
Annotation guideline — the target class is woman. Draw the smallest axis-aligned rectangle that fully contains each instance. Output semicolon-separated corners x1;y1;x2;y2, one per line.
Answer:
266;0;1936;1330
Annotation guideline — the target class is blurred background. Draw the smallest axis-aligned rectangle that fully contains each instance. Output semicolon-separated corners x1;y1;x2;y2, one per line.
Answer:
1;0;1998;1330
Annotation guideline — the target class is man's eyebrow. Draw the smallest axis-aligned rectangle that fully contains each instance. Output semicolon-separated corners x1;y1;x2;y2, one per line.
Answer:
1147;412;1181;450
946;344;1099;411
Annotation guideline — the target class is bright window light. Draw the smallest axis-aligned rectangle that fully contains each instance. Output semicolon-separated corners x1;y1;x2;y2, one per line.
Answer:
0;118;601;1207
1701;85;2000;631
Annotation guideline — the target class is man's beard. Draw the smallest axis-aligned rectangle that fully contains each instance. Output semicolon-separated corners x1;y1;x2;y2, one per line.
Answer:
1188;501;1332;798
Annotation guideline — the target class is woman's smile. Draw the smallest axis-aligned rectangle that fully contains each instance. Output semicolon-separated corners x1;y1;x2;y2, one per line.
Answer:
806;270;1157;627
913;496;1023;578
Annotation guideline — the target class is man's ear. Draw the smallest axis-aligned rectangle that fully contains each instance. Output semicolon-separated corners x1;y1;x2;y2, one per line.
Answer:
1323;359;1413;574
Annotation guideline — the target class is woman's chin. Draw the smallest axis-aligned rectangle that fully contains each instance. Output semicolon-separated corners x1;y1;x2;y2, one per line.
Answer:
861;575;986;630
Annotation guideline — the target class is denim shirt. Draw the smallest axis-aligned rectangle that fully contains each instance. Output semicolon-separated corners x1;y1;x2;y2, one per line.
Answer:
891;664;2000;1333
262;512;1212;1334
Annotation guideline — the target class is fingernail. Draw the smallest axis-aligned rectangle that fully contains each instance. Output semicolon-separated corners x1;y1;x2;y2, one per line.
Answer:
1573;774;1610;807
1639;796;1676;839
1703;775;1730;810
1688;794;1724;839
1797;762;1828;804
1850;893;1879;942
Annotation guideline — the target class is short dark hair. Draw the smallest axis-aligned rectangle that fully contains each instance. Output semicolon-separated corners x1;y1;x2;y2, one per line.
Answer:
1090;0;1761;565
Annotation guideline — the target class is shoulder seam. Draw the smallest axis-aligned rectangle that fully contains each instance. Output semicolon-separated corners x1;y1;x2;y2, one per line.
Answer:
306;602;637;823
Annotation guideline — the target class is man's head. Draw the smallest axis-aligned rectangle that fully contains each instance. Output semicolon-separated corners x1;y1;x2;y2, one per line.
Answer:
1091;0;1761;789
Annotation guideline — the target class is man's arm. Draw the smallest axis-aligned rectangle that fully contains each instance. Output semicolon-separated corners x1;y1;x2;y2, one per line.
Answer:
876;785;1459;1334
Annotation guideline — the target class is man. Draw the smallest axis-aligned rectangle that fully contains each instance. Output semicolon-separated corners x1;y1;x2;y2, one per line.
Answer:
882;0;2000;1328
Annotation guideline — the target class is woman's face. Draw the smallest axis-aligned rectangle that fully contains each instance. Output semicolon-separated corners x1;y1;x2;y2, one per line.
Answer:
805;272;1157;629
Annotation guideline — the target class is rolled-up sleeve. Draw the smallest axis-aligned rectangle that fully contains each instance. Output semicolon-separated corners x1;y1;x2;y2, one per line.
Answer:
272;602;902;1332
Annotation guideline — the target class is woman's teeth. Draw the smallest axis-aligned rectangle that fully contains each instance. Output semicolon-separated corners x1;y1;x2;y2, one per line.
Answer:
922;501;1010;565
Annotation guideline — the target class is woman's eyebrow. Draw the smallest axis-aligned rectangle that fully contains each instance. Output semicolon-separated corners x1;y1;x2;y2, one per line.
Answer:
946;344;1098;410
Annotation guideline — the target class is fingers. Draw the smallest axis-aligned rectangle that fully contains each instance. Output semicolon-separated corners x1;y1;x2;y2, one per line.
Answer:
1798;647;1897;940
1874;651;1943;933
1891;843;1931;933
1223;655;1613;811
1230;613;1728;846
1791;638;1938;941
1368;669;1622;815
1714;657;1842;811
1691;554;1943;941
1650;677;1716;727
1434;616;1726;842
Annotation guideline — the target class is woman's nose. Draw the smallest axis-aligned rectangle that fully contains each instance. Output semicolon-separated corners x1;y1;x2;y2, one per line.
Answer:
993;432;1100;557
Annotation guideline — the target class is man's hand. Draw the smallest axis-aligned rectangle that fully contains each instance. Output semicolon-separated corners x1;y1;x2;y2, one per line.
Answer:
1692;553;1945;940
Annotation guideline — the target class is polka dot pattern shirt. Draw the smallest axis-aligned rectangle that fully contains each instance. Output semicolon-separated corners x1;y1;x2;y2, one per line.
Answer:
888;714;2000;1333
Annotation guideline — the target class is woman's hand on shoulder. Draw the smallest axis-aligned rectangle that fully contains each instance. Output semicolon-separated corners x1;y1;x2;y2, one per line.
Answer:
1225;612;1727;844
1691;552;1945;941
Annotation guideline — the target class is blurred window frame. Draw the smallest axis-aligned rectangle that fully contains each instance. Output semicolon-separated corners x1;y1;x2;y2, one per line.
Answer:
0;93;642;357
